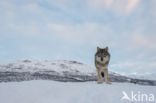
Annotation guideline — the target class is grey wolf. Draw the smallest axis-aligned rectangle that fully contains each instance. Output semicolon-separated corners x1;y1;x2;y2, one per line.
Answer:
95;46;111;84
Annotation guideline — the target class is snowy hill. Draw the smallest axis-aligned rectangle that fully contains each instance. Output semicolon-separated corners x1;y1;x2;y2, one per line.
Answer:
0;59;156;86
128;73;156;81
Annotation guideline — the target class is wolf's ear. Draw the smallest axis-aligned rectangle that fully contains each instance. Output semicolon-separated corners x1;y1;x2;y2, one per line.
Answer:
97;46;100;51
105;46;108;51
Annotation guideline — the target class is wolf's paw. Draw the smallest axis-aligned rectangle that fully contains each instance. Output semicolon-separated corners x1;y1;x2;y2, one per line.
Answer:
97;81;103;84
106;82;111;85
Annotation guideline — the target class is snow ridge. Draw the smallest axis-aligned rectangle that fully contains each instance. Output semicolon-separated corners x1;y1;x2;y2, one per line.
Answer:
0;59;156;86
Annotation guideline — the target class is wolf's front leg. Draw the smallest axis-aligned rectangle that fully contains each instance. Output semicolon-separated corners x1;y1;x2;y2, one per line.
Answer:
104;69;111;84
97;69;103;84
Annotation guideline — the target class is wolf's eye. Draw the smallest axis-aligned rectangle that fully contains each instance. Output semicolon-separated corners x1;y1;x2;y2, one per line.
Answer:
98;53;102;57
104;53;108;57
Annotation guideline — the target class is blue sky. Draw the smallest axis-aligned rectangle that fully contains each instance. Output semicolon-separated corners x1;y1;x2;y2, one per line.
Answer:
0;0;156;75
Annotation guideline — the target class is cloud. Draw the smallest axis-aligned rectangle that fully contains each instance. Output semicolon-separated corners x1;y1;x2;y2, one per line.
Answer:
149;0;156;22
1;0;155;51
44;22;117;48
126;0;140;13
0;1;112;46
116;30;156;53
87;0;140;14
132;34;156;51
22;3;43;14
0;1;14;8
88;0;113;8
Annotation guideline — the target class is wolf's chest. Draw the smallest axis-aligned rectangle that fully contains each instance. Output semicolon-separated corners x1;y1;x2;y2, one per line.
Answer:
96;63;108;70
95;56;109;70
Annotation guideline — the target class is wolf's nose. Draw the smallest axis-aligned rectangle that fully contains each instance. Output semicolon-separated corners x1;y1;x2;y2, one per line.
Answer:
101;58;103;61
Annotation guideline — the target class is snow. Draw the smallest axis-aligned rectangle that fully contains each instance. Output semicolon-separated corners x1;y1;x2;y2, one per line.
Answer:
0;60;155;103
0;80;155;103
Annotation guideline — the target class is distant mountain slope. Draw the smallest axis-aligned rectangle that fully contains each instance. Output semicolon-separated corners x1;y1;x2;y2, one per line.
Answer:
0;59;156;86
128;73;156;81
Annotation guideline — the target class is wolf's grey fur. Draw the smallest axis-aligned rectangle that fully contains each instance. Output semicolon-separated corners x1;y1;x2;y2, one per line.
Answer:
95;46;111;84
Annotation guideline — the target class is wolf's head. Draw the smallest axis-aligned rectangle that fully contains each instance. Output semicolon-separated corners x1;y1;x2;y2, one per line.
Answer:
95;46;110;63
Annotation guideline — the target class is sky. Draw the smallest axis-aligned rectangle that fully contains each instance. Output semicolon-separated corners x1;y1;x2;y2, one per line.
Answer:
0;0;156;75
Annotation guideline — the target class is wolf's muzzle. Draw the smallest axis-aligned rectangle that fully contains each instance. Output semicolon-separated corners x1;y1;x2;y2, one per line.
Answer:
101;58;103;61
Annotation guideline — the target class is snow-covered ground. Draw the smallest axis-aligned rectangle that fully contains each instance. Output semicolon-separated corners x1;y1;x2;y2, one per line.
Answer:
0;60;156;103
0;80;155;103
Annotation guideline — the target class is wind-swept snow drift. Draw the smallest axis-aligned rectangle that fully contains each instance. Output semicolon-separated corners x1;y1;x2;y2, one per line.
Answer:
0;60;156;86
